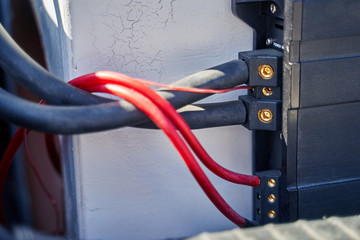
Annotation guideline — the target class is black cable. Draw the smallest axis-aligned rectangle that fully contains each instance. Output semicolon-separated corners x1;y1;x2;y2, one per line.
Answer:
137;101;247;129
0;22;249;132
0;88;137;134
0;24;103;106
0;88;247;134
0;23;248;108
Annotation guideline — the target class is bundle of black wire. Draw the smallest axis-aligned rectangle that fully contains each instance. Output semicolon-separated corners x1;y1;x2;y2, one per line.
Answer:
0;23;248;134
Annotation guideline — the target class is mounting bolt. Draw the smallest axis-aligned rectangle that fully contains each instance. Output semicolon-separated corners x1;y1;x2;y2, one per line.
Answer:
268;210;276;219
262;87;273;96
258;109;273;123
267;178;276;188
258;64;274;79
268;194;276;203
266;38;274;46
270;3;277;14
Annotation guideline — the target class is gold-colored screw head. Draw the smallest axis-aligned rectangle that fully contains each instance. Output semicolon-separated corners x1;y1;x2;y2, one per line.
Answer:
262;87;273;96
258;109;273;123
258;64;274;79
268;210;276;219
268;194;276;203
267;178;276;188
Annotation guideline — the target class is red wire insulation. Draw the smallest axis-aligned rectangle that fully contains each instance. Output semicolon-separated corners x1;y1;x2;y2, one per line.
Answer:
82;83;248;226
0;98;61;231
0;72;256;227
0;129;61;233
23;130;61;235
0;127;25;225
70;72;259;187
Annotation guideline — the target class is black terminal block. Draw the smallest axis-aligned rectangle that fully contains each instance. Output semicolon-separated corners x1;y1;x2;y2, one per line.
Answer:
239;49;283;87
254;170;281;225
240;95;281;131
238;48;283;131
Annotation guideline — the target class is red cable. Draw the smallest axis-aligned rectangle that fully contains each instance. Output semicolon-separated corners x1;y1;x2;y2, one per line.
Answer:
0;99;61;231
83;83;248;226
0;72;256;227
23;130;61;235
0;129;61;233
0;127;25;225
70;72;259;187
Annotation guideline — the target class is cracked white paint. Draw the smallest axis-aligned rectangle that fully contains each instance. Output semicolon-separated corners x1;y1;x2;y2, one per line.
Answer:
63;1;254;239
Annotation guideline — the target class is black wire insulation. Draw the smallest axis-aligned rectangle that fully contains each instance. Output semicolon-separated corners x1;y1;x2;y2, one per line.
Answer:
0;23;249;133
0;23;248;108
137;101;247;129
0;88;247;134
0;24;104;106
0;88;137;134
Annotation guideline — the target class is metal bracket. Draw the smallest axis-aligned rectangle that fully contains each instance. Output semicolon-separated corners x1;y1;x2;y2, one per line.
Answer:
232;0;285;49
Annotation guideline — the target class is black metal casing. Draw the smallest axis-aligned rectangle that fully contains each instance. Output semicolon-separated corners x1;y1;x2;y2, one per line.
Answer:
284;0;360;221
233;0;360;224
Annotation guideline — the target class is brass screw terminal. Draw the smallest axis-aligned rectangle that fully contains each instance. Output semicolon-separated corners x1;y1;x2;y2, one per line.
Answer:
262;87;273;96
258;64;274;79
267;178;276;188
258;109;274;123
268;210;276;219
268;194;276;203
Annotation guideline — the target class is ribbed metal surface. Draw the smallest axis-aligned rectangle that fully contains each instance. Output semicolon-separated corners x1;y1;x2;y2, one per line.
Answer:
188;216;360;240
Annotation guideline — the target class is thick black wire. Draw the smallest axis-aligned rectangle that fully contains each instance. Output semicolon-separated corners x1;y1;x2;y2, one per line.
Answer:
0;23;249;133
0;23;248;107
137;101;247;129
0;88;247;134
0;88;136;134
0;24;103;105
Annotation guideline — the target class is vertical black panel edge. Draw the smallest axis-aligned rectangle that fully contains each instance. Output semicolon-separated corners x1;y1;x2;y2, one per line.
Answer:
286;109;298;221
283;0;301;222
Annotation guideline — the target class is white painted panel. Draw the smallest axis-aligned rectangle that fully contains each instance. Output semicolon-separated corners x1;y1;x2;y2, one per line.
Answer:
37;0;254;239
